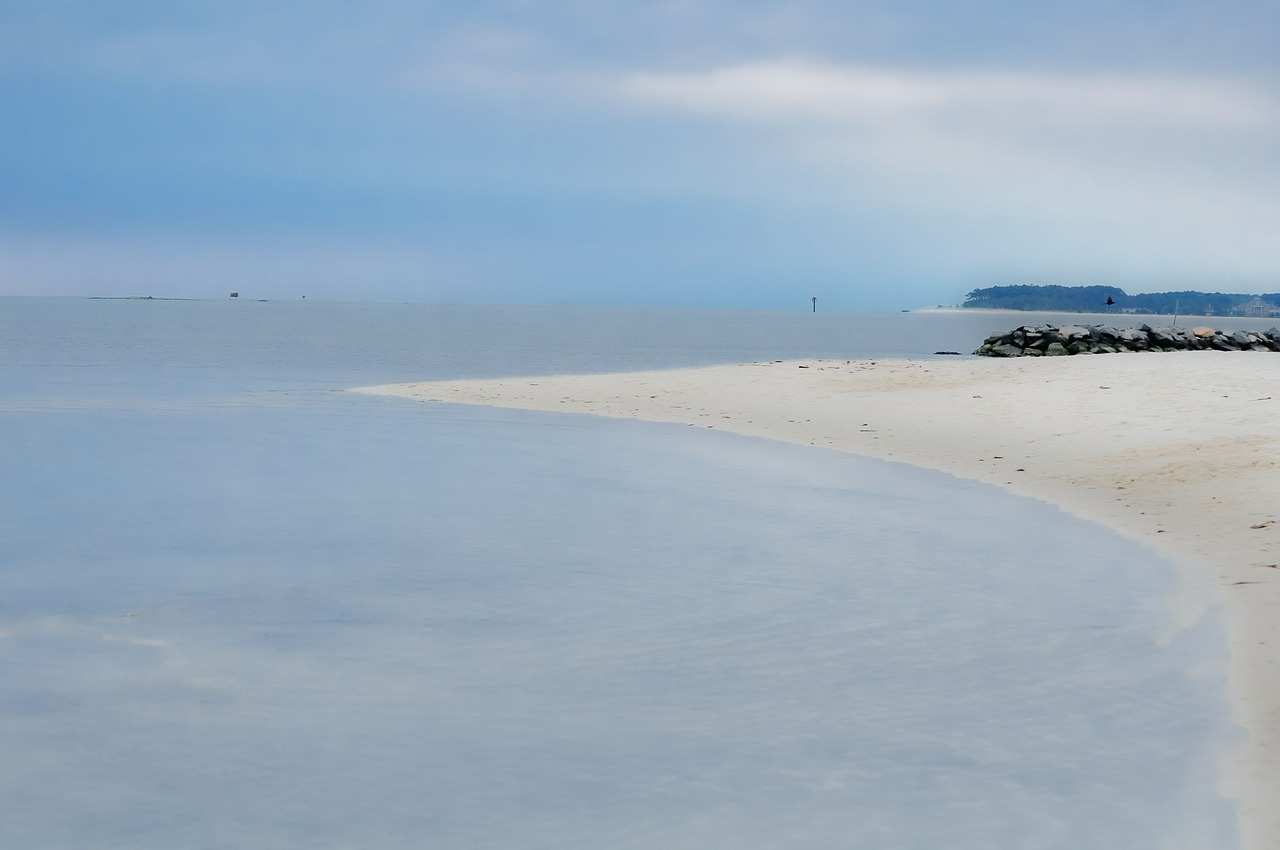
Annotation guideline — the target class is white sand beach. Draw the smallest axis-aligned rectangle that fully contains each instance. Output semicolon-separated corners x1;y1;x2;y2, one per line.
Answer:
357;352;1279;848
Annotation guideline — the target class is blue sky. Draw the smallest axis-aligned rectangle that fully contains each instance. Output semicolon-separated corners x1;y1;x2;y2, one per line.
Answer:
2;1;1278;309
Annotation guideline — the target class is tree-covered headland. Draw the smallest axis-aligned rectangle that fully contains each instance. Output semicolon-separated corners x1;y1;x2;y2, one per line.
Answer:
963;285;1280;317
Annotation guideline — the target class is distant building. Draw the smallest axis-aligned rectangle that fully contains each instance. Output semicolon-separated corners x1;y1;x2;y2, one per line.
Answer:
1239;297;1280;318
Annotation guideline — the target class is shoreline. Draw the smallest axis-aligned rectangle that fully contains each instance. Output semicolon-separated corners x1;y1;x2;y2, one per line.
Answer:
355;353;1278;848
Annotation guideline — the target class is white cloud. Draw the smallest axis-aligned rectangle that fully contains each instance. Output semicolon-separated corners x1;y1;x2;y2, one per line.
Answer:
614;61;1280;280
623;61;1278;129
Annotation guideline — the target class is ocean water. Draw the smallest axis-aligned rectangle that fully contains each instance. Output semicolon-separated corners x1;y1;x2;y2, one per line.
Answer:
0;298;1242;848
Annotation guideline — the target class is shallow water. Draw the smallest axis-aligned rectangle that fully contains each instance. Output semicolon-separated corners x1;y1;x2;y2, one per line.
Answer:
0;298;1241;848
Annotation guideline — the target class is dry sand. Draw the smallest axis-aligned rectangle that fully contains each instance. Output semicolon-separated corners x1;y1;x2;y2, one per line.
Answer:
356;352;1279;847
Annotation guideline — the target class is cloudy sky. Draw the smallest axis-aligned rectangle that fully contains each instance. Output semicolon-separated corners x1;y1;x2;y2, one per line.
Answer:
2;1;1277;309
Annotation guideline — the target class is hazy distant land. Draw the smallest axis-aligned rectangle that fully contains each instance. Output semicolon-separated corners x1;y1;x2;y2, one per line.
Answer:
963;285;1280;318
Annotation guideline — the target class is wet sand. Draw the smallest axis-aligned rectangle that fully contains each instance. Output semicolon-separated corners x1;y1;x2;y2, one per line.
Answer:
357;352;1279;848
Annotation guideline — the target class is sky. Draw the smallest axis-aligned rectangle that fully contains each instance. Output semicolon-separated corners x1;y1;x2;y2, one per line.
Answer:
1;1;1278;310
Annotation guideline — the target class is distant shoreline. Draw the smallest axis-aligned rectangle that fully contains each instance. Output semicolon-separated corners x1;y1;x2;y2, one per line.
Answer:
85;296;200;301
917;305;1252;321
959;285;1280;318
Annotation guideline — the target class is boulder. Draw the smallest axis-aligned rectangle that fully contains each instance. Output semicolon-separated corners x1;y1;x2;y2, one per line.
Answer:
973;321;1280;357
1210;335;1237;351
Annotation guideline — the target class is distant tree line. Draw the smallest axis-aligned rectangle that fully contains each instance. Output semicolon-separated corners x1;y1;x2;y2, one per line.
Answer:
963;285;1280;316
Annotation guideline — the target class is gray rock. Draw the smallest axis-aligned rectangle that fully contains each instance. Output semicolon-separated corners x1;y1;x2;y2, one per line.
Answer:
973;321;1280;357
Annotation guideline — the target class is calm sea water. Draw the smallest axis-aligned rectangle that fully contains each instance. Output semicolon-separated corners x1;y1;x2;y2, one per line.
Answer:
0;298;1242;848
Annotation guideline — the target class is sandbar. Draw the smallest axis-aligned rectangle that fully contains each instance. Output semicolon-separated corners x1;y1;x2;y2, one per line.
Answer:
356;352;1279;847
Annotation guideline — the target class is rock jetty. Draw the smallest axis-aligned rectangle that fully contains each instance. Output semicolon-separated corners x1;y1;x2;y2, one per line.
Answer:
975;323;1280;357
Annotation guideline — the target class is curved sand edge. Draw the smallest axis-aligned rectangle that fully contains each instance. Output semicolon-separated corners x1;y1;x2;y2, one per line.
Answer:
355;353;1279;848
